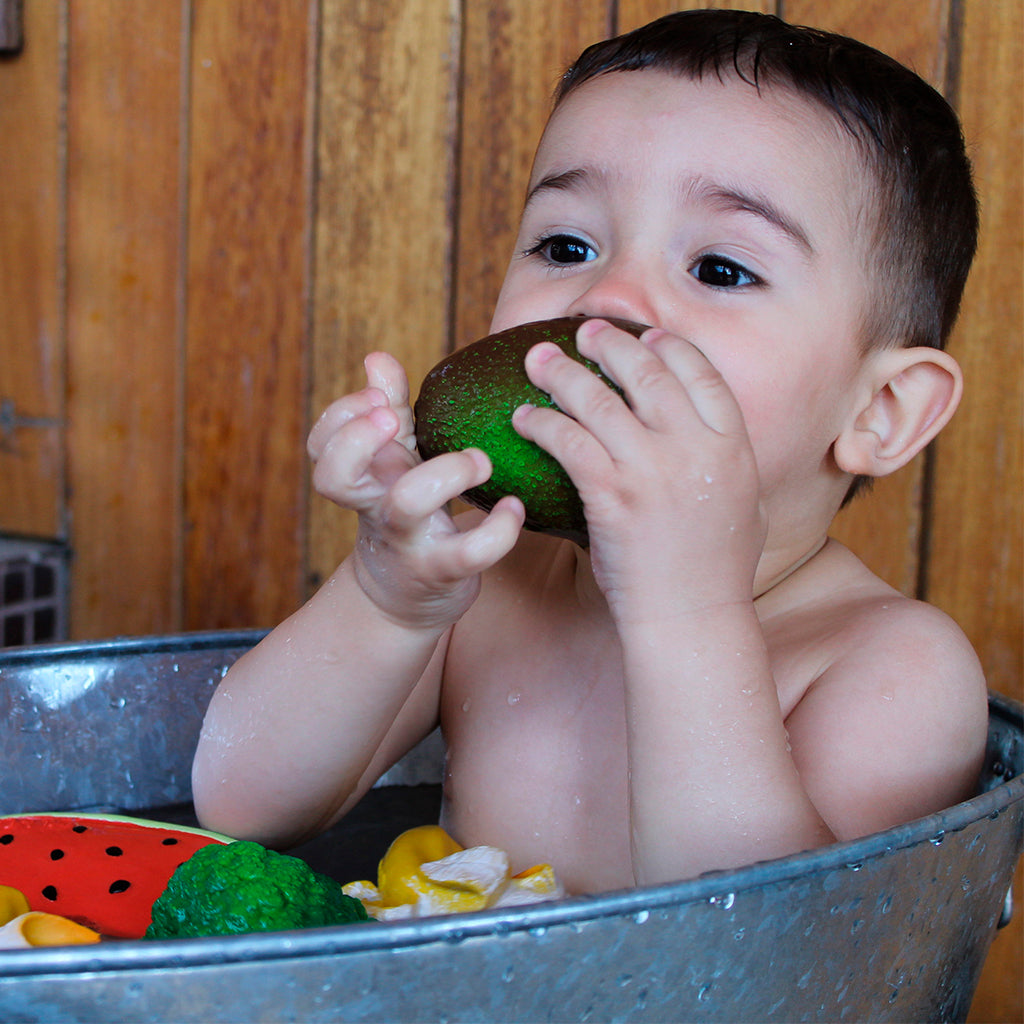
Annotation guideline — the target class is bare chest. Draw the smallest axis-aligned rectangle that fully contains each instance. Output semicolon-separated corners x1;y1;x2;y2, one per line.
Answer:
439;595;636;892
435;560;834;892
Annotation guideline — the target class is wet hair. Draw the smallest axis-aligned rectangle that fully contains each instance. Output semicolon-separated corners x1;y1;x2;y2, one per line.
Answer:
556;9;979;354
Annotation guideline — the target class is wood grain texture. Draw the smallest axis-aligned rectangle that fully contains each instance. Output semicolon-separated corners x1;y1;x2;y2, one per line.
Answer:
65;0;185;637
183;0;314;629
0;0;63;537
616;0;773;34
308;0;461;585
789;0;951;596
931;0;1023;716
943;3;1023;1020
452;0;611;350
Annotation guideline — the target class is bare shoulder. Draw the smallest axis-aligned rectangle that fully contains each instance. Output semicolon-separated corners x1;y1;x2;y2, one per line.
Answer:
776;541;988;840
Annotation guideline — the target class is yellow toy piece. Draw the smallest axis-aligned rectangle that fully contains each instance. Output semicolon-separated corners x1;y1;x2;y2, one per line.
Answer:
0;885;31;926
0;911;100;949
376;825;464;908
344;826;564;920
0;886;101;948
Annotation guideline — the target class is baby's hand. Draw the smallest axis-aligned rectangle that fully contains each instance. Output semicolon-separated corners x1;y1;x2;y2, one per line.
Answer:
308;352;525;629
513;320;766;621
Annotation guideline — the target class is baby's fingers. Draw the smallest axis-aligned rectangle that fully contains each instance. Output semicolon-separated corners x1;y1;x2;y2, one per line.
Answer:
386;449;494;527
307;389;388;461
435;496;525;580
364;351;416;452
311;405;406;508
642;329;747;437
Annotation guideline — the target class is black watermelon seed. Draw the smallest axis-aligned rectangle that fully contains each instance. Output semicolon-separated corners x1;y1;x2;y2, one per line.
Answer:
108;879;131;894
50;849;65;860
105;846;123;857
41;885;58;901
161;837;179;845
72;825;87;833
0;835;13;845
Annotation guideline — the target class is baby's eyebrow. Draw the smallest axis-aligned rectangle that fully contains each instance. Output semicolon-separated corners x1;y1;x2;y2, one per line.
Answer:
692;180;815;258
523;167;594;208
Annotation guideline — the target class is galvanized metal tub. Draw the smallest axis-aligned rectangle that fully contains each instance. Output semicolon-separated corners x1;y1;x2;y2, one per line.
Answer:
0;630;1020;1023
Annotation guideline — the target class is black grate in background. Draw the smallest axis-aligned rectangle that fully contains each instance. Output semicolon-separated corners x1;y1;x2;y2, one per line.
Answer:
0;537;68;647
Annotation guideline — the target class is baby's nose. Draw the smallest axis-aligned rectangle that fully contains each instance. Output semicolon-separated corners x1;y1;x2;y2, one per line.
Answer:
564;257;659;330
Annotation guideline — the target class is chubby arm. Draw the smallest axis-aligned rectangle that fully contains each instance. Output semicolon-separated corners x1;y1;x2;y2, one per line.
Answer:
513;320;836;882
192;353;524;848
515;321;987;883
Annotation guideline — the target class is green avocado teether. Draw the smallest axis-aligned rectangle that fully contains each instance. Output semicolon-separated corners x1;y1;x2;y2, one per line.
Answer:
413;316;648;545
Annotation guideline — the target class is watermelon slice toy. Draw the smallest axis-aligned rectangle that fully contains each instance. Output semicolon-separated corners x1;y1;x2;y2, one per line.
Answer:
0;813;233;939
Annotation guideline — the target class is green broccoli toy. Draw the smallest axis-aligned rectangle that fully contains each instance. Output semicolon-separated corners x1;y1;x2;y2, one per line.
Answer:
145;840;369;939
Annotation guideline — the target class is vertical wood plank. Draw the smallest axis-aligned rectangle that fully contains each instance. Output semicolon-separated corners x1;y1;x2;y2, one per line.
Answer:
453;0;612;351
790;0;951;596
940;4;1023;1021
616;0;773;34
65;0;185;637
308;0;461;586
183;0;314;629
930;0;1023;716
0;0;63;538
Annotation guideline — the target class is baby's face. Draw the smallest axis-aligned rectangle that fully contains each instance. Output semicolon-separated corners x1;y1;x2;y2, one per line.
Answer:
491;69;880;506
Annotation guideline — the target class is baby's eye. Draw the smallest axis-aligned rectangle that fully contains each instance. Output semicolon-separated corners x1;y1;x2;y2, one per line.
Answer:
523;233;597;265
690;255;760;288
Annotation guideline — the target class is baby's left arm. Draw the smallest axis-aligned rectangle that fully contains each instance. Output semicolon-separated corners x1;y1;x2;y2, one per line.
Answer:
513;320;835;882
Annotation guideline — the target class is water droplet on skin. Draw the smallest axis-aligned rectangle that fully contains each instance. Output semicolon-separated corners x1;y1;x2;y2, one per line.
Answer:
461;699;471;712
506;691;522;706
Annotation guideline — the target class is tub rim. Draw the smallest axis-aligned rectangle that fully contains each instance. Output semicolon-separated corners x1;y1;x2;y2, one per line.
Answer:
0;632;1020;978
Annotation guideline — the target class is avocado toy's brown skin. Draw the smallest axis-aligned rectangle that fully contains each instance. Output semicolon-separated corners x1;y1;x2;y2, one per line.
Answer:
413;316;649;546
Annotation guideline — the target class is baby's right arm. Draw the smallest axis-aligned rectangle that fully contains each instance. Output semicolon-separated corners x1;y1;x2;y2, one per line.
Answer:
191;352;524;848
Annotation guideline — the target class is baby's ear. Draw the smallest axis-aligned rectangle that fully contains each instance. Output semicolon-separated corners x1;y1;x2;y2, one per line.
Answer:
834;347;963;478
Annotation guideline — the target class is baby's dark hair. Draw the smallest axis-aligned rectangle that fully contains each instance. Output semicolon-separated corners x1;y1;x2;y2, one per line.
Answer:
556;9;979;354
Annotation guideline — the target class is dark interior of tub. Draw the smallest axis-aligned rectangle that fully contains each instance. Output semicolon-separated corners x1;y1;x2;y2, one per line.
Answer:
144;785;443;885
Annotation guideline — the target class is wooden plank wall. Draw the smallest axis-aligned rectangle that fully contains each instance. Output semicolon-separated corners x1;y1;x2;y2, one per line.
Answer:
1;2;1020;1018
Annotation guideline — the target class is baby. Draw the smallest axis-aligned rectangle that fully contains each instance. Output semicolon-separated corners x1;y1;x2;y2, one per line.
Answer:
192;10;988;894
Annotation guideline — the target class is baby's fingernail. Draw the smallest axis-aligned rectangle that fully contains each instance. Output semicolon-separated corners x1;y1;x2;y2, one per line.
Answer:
578;318;607;339
512;403;534;424
367;406;395;429
528;342;559;364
